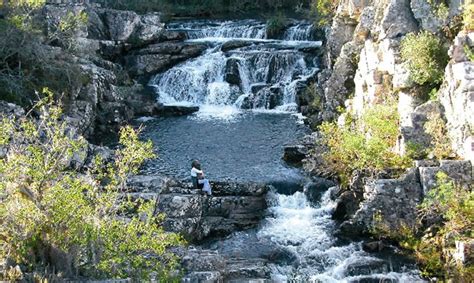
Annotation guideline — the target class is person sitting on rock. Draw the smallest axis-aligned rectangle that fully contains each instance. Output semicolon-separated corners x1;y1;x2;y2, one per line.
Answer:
190;160;212;196
197;172;212;196
191;160;203;190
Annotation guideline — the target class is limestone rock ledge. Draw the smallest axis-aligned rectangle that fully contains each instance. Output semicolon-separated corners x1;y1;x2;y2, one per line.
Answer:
334;160;473;237
127;176;270;242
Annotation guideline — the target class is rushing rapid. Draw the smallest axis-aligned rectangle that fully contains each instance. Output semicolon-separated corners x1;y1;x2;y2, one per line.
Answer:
208;189;424;282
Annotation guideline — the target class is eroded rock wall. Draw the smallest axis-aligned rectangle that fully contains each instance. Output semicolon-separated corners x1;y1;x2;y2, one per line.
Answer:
315;0;473;236
40;2;206;137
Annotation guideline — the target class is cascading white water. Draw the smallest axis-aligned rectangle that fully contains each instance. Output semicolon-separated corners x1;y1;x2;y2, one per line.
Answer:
150;20;321;116
167;20;267;39
258;190;424;282
283;23;315;41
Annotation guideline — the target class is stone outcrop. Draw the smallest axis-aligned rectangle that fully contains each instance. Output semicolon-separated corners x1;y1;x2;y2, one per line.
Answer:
127;176;270;242
125;42;207;78
336;160;473;237
438;32;474;163
39;2;212;137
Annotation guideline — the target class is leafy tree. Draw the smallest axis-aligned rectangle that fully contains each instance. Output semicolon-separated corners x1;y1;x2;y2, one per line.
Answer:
464;3;474;31
0;0;88;105
266;12;288;38
0;89;184;280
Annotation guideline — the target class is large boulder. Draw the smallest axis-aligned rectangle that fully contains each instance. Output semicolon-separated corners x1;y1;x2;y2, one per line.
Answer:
92;9;164;44
130;179;271;242
224;58;241;86
418;160;472;195
399;100;444;156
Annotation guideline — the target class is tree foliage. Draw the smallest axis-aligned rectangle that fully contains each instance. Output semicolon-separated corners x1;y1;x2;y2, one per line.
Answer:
464;3;474;31
266;12;288;38
400;31;449;86
93;0;310;16
0;1;88;106
0;90;184;280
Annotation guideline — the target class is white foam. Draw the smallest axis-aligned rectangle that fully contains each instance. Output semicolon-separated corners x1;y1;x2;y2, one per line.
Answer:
135;116;156;122
191;104;242;121
259;189;424;281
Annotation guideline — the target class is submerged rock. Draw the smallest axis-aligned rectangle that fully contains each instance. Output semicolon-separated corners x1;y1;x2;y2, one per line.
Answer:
153;104;200;116
283;145;308;166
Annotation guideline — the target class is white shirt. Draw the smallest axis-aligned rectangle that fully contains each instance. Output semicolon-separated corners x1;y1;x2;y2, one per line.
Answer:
191;167;203;177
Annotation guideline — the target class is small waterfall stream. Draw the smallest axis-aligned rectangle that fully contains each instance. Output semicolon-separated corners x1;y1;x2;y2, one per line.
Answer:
144;19;424;282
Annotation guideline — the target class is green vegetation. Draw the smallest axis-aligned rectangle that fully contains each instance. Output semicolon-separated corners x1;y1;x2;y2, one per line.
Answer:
93;0;310;17
424;112;455;160
369;173;473;280
405;173;473;280
0;0;89;105
319;100;411;186
464;3;474;31
464;44;474;62
427;0;449;20
310;0;338;26
266;13;288;38
400;31;449;86
0;90;184;281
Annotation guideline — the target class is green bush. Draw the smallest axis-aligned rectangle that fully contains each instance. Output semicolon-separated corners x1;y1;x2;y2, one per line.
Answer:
464;3;474;31
310;0;338;26
400;31;449;86
0;90;184;280
319;102;412;186
424;112;455;159
0;2;90;106
413;172;473;279
266;13;288;38
94;0;309;16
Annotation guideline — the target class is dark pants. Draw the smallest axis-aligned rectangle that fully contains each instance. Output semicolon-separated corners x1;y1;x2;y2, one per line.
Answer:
192;177;203;190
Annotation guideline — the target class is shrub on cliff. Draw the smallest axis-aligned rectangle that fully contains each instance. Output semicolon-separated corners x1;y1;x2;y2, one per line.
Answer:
464;3;474;31
0;90;184;281
310;0;338;26
401;173;473;280
266;13;288;39
319;101;411;186
0;1;89;106
400;31;449;86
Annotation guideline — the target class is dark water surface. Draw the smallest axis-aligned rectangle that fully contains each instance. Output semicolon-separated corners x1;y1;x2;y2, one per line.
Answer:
138;111;309;183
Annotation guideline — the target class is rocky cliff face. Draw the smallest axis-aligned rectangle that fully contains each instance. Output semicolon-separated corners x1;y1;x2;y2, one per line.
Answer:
41;2;207;138
312;0;473;236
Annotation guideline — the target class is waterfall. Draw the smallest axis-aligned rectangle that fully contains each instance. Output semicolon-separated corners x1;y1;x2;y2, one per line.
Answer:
166;20;267;39
258;190;424;282
150;20;321;114
283;23;316;41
